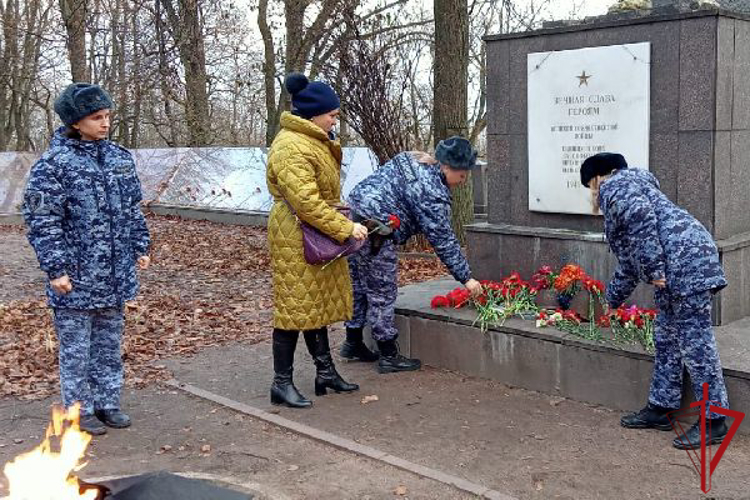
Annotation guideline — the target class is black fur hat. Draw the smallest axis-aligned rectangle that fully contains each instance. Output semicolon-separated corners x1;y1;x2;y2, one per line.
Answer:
435;136;477;170
580;152;628;187
54;83;113;126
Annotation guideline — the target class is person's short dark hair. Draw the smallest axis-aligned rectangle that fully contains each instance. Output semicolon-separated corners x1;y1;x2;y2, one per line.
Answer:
63;126;82;140
580;152;628;187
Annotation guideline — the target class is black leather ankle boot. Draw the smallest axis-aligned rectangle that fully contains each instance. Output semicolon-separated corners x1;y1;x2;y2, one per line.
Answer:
304;329;359;396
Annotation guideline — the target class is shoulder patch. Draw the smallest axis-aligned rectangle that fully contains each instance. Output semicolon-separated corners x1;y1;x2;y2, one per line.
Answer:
26;191;45;213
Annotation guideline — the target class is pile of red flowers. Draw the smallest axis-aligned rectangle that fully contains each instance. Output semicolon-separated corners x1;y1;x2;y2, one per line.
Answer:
536;308;583;327
431;272;540;310
483;272;539;298
530;266;555;290
599;305;657;328
553;264;587;296
530;264;604;297
430;287;472;308
582;275;605;295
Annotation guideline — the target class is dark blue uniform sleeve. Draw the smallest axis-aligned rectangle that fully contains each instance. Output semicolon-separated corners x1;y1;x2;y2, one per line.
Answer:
415;195;471;284
605;261;640;309
22;159;71;280
608;187;667;283
129;171;150;256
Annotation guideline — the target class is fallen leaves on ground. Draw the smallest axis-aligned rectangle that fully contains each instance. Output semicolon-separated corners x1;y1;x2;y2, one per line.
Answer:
0;214;448;400
398;256;448;287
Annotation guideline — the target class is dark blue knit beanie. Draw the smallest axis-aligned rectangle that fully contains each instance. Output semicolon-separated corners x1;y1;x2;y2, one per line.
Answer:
54;83;113;126
285;73;340;119
435;136;477;171
580;152;628;188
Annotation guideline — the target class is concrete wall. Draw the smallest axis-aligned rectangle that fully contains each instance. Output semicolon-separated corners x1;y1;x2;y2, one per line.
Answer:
484;10;750;237
392;279;750;435
474;10;750;325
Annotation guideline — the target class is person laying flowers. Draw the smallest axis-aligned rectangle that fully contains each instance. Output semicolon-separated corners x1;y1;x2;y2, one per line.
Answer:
580;152;730;450
341;136;483;373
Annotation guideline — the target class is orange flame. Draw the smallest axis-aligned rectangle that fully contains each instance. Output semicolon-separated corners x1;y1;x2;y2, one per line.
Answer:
3;404;97;500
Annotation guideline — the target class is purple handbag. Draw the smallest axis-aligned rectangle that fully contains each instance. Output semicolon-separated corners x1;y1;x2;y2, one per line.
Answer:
287;202;365;265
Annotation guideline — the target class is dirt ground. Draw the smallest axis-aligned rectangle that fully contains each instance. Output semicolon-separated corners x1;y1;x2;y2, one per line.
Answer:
1;217;749;499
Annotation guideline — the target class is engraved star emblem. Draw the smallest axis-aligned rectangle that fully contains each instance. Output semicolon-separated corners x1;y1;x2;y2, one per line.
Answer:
577;71;592;87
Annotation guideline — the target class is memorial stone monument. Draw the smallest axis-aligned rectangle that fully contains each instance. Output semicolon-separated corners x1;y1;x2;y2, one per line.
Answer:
469;1;750;325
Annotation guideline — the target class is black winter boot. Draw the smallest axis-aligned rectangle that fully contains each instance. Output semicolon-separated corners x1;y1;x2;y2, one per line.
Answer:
95;409;131;428
673;418;729;450
79;414;107;435
620;403;674;430
304;329;359;396
270;329;312;408
339;327;379;362
376;339;421;374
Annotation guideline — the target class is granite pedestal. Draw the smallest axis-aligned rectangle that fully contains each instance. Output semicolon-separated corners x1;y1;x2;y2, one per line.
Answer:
474;8;750;325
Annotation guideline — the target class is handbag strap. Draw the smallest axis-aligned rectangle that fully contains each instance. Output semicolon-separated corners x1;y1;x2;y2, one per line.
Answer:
281;198;347;223
281;199;300;222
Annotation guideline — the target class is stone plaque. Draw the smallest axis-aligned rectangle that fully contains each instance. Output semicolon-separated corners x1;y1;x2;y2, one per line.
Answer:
527;42;651;214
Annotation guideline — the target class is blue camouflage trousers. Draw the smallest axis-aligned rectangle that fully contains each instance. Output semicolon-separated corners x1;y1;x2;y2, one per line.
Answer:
649;290;729;419
345;239;399;341
53;307;124;415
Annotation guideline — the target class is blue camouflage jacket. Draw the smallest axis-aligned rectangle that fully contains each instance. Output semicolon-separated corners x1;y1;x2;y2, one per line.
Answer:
347;152;471;283
23;128;150;309
599;168;726;308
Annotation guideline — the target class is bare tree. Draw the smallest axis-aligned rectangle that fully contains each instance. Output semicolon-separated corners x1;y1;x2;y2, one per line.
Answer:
434;0;471;244
161;0;211;146
0;0;54;150
58;0;88;81
256;0;357;145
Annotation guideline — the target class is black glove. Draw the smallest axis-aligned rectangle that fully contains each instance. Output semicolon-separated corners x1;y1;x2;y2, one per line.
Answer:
362;219;393;256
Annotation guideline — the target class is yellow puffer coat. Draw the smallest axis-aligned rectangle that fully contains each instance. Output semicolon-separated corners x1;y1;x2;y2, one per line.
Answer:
266;112;355;330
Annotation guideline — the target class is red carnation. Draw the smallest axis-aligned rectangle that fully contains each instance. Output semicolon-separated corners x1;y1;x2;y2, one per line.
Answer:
388;214;401;229
431;296;450;308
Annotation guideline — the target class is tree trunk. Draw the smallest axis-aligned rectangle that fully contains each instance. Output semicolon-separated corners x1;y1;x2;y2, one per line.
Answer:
155;0;177;146
59;0;89;82
162;0;211;146
257;0;279;145
112;0;130;144
0;0;18;150
130;0;142;147
433;0;471;245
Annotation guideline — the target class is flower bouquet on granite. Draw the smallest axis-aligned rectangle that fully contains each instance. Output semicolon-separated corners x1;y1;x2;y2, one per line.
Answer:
430;273;539;332
473;274;540;331
599;305;656;353
552;264;586;310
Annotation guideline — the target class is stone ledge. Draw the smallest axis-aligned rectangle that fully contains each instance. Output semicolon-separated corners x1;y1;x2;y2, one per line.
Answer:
394;278;750;434
484;8;749;42
0;213;23;225
145;203;269;227
466;222;750;251
466;222;607;242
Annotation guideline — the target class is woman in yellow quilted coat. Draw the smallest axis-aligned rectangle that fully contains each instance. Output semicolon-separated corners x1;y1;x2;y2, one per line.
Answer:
265;73;369;408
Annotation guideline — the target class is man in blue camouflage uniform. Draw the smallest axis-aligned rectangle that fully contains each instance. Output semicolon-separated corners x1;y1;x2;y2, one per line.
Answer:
23;83;150;435
581;152;729;450
343;137;483;373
